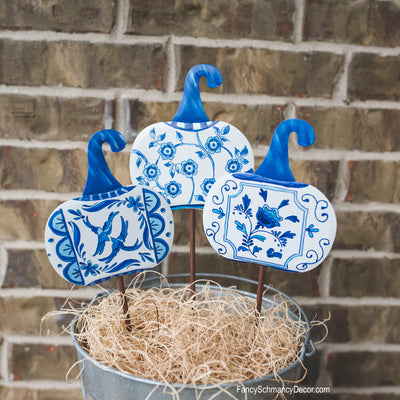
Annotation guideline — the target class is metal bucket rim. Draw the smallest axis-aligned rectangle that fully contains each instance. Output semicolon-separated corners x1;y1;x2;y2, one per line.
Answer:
71;273;313;390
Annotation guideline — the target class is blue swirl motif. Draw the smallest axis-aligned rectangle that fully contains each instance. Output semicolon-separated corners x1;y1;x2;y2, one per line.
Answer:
205;221;227;255
46;187;171;285
296;238;331;271
211;179;238;206
47;209;84;285
301;193;329;222
131;123;252;206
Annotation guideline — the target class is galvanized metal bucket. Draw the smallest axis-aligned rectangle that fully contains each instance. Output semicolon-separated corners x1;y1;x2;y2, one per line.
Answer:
71;273;316;400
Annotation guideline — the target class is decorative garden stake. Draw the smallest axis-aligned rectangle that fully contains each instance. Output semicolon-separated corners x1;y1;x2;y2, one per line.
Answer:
130;64;255;293
45;129;174;322
203;119;337;313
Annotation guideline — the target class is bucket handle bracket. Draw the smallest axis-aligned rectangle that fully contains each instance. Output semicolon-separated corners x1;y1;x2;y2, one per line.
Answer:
305;339;316;357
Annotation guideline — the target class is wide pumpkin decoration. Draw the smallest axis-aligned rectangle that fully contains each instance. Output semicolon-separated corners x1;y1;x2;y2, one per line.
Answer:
203;119;337;272
45;129;174;285
130;64;254;209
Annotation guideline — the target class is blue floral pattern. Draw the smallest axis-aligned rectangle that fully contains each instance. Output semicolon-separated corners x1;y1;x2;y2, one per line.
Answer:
205;136;222;154
164;181;182;198
158;142;176;160
45;186;174;286
200;178;215;196
143;164;161;181
203;177;336;272
181;159;198;178
130;121;254;208
225;159;242;173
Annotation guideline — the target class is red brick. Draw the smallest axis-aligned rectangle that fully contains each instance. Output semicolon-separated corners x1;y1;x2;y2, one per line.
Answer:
349;53;400;101
304;0;400;47
327;351;400;386
330;257;400;298
0;40;165;90
175;46;344;98
296;106;400;152
0;0;116;33
10;344;77;381
127;0;295;41
0;95;112;141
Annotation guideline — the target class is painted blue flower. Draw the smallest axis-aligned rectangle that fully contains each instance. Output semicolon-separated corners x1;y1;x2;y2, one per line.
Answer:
200;178;216;196
158;142;176;160
126;196;144;212
181;159;198;178
205;136;222;154
143;163;161;181
165;181;182;198
225;159;242;173
80;260;100;277
256;205;283;229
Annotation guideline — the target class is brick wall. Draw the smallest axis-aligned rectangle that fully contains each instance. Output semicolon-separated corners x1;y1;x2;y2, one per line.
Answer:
0;0;400;399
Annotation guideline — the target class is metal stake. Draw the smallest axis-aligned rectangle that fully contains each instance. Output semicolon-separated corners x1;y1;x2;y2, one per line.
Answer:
256;265;265;315
189;209;196;296
117;275;131;329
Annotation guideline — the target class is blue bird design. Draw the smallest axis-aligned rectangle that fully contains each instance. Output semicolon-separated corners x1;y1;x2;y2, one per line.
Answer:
99;216;142;264
81;211;119;257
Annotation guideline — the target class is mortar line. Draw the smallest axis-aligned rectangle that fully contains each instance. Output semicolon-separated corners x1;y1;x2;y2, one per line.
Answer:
0;30;166;45
112;0;129;40
169;36;400;56
103;98;114;130
318;255;332;298
296;297;400;306
1;84;400;110
0;380;81;389
316;347;331;388
4;335;73;346
333;386;400;395
0;288;105;299
0;138;88;149
161;253;169;276
0;29;400;56
254;147;400;161
0;245;7;288
0;339;9;383
330;249;400;259
0;190;81;201
334;158;349;203
334;202;400;213
171;245;215;255
293;0;305;44
332;45;352;102
2;137;400;161
120;95;135;141
0;138;132;152
166;36;176;95
285;103;296;119
319;342;400;352
114;90;125;133
2;241;45;250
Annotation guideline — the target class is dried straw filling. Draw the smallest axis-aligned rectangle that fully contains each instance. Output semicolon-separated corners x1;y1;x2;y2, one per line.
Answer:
75;280;309;387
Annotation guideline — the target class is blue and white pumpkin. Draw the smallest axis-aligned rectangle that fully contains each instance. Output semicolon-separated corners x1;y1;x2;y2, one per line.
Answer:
203;119;336;273
45;130;174;285
130;64;254;209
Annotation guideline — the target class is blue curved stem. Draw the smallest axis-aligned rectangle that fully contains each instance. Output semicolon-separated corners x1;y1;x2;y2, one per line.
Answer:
83;129;126;196
255;119;315;182
172;64;223;123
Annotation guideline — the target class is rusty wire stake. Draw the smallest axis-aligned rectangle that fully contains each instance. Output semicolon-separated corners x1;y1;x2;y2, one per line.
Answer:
189;209;196;297
117;275;131;330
